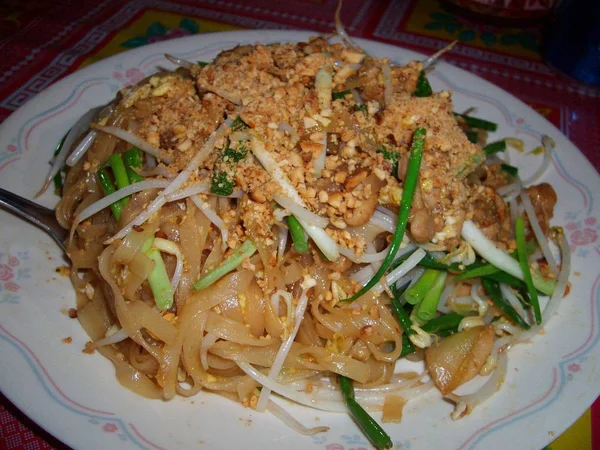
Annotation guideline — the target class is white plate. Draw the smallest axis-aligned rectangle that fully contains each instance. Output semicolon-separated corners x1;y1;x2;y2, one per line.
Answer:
0;30;599;450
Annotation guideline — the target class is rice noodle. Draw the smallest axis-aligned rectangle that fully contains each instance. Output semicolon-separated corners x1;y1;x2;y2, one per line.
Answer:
92;125;173;164
190;195;228;247
66;130;97;167
200;333;219;371
520;189;558;273
267;400;329;435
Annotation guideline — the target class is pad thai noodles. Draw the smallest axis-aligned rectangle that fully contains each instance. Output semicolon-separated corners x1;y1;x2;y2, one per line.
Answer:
42;27;570;449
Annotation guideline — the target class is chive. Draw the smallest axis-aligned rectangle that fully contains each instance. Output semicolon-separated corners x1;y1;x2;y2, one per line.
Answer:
516;217;541;324
338;376;393;450
287;215;309;253
454;113;498;132
109;154;130;191
123;148;145;183
415;271;447;321
400;333;416;356
413;70;432;97
405;269;440;305
198;61;210;67
421;313;463;334
465;130;479;143
97;168;126;220
141;238;174;310
484;271;525;290
194;239;257;291
343;128;426;303
332;90;350;100
482;278;530;329
390;284;414;335
353;104;368;113
389;249;463;273
455;264;500;281
483;140;506;156
501;163;518;177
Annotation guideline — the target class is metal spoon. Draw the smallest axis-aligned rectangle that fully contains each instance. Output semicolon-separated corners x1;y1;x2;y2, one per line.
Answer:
0;187;67;253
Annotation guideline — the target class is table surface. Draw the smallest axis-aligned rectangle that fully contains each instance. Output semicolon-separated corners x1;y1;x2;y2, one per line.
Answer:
0;1;598;449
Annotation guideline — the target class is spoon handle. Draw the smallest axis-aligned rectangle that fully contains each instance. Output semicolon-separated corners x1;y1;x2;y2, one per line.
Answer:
0;187;67;252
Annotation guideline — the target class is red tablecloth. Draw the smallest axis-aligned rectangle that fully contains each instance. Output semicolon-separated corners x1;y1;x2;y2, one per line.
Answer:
0;1;598;449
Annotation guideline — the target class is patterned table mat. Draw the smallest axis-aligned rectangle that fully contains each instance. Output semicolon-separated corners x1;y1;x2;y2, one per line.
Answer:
0;1;598;449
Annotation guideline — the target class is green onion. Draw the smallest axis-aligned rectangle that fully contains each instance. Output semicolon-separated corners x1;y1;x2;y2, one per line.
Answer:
390;284;414;335
141;237;174;310
483;140;506;156
465;130;479;143
516;217;541;324
338;375;393;450
353;104;368;113
194;239;257;291
482;278;530;329
485;271;525;290
415;271;447;321
332;90;350;100
413;71;432;97
97;168;126;220
421;313;463;334
389;249;463;273
210;170;234;196
343;128;426;303
405;269;440;305
287;215;309;253
109;154;130;191
198;61;210;67
454;113;498;132
123;148;145;183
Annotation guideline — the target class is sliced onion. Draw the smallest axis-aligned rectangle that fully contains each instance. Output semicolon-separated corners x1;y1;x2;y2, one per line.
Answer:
153;238;184;291
105;121;229;244
256;275;315;412
200;332;219;371
37;106;102;196
66;130;97;167
273;194;328;228
267;400;329;435
93;125;173;164
164;53;195;70
522;135;554;185
92;328;128;348
520;190;558;273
